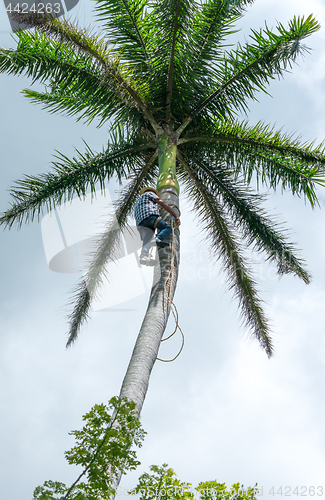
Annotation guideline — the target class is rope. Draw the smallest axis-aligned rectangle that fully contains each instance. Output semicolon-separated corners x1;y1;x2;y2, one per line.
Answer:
157;222;185;363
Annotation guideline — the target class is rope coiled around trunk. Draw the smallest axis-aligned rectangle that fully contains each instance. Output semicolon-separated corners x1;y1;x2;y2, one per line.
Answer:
157;225;184;363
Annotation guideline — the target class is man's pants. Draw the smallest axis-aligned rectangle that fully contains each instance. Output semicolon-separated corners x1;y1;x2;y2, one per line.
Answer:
137;215;172;258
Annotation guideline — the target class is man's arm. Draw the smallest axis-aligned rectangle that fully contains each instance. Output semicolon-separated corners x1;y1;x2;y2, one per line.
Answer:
156;198;181;226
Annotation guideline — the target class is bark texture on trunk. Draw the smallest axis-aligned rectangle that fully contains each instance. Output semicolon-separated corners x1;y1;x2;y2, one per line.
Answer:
118;186;180;413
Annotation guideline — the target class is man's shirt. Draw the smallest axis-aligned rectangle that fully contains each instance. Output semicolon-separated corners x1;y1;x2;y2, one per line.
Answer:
134;192;160;225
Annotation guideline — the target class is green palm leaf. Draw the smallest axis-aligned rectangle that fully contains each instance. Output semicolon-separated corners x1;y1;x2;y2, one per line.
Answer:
11;12;115;66
178;149;311;283
187;0;254;77
67;151;158;345
21;86;142;128
0;140;155;229
0;27;160;131
177;15;320;133
180;120;325;206
178;151;273;357
94;0;150;65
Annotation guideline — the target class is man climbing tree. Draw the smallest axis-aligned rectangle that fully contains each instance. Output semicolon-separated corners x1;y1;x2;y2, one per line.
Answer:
135;187;181;266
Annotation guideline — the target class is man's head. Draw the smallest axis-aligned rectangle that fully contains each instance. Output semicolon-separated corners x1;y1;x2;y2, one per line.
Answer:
139;187;160;197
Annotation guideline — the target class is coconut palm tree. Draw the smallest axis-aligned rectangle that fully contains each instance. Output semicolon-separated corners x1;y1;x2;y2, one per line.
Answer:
1;1;325;420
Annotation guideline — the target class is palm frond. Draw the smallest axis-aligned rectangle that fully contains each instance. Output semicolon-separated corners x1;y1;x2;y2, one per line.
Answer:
67;151;158;346
0;29;161;132
181;120;325;163
21;85;142;128
94;0;149;65
138;0;197;123
178;151;273;357
187;0;254;78
165;0;181;118
179;121;325;207
0;140;155;229
11;12;113;69
177;15;320;133
179;149;311;283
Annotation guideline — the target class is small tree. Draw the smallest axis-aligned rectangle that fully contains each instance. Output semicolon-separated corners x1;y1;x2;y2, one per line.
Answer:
33;397;146;500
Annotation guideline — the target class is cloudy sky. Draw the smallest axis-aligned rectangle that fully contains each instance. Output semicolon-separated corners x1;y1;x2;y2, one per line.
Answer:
1;0;325;499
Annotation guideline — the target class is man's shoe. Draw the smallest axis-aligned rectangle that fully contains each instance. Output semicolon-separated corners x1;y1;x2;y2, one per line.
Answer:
140;256;158;266
151;237;169;248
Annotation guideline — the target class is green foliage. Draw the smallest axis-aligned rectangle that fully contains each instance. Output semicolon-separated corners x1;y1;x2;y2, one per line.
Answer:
34;464;260;500
177;153;273;356
129;464;259;500
2;5;324;498
181;119;325;207
177;150;311;282
192;15;321;121
33;481;68;500
185;0;255;81
33;397;146;500
1;8;321;131
95;0;150;67
196;480;259;500
129;464;194;500
0;137;155;229
66;149;158;346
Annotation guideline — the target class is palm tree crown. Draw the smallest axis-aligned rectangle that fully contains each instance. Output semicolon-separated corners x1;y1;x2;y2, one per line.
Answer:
1;1;325;361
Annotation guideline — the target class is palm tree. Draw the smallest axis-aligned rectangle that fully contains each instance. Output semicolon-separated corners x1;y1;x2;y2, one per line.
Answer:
1;1;325;424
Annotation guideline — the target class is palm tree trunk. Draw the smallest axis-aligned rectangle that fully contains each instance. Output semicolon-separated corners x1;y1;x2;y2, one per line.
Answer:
111;138;180;496
118;186;180;413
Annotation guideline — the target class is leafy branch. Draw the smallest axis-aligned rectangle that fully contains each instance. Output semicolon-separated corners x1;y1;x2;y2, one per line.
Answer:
33;397;146;500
